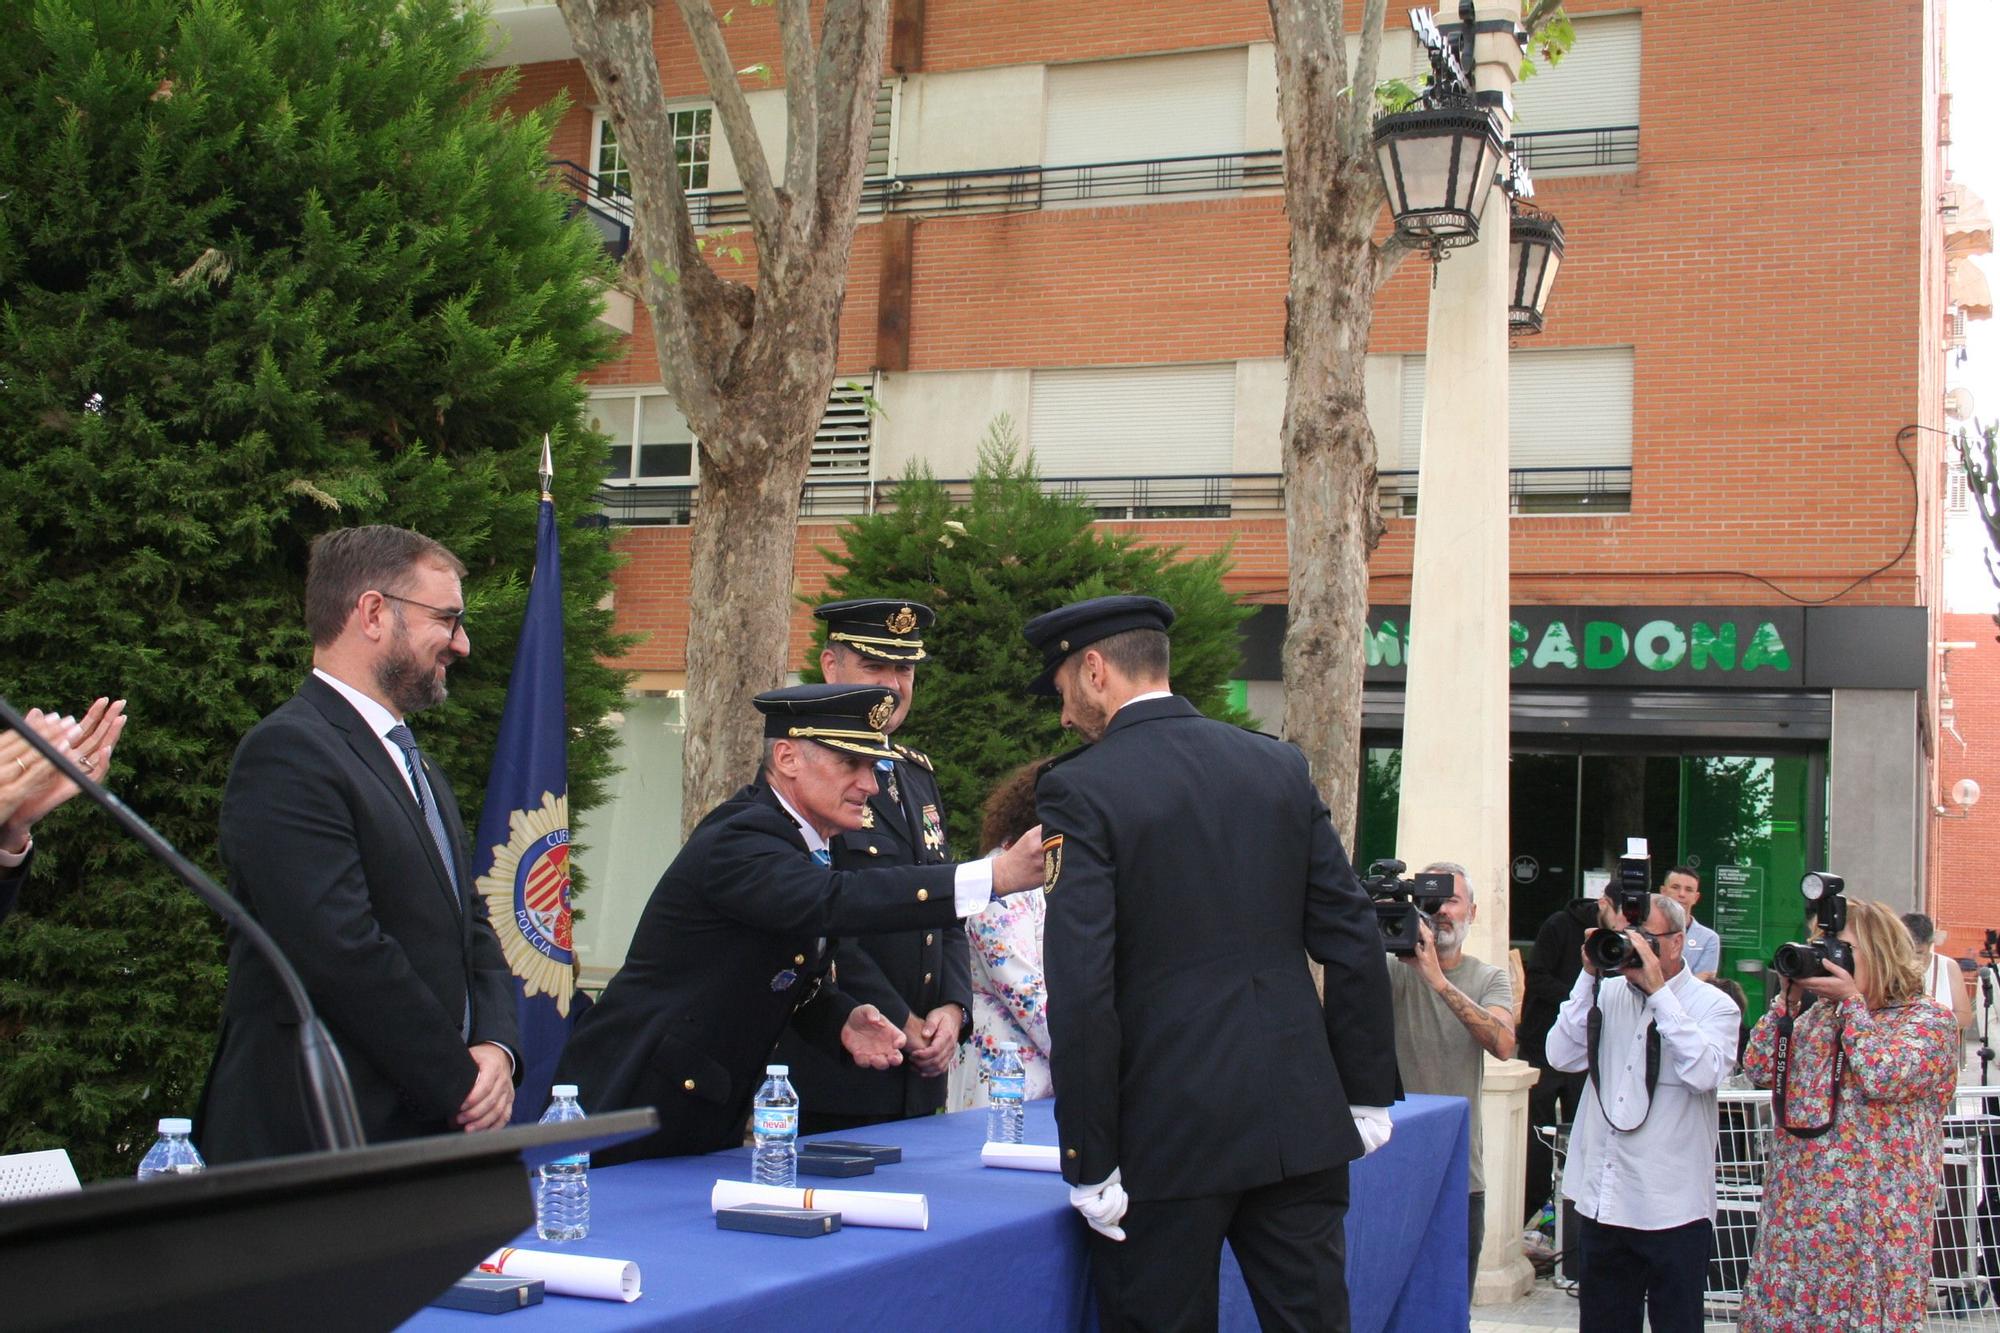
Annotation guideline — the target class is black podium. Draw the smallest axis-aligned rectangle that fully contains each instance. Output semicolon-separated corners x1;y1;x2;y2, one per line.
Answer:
0;1107;657;1332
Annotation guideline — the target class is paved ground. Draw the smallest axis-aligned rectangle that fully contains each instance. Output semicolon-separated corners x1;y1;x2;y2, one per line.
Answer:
1470;1277;1581;1332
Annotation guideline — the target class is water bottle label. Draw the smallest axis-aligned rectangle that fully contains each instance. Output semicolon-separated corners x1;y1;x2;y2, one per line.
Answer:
753;1106;798;1138
553;1152;589;1168
991;1075;1025;1101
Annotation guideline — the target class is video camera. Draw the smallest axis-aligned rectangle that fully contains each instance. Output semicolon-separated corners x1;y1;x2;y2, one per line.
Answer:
1770;872;1854;981
1581;852;1655;973
1362;859;1456;956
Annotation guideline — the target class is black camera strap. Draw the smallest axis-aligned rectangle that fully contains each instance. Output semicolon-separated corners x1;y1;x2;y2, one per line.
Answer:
1586;976;1663;1133
1771;1007;1844;1139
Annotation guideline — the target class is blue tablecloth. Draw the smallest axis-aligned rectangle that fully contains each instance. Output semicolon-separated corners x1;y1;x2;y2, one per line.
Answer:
405;1094;1468;1333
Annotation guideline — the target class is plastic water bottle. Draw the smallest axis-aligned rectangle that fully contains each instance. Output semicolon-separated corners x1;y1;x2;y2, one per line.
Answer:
987;1043;1026;1144
752;1064;800;1187
136;1117;205;1180
535;1085;590;1241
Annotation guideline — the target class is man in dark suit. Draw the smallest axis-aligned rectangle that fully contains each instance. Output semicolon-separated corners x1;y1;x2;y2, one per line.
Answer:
774;600;970;1134
0;699;127;921
555;683;1044;1165
1024;595;1398;1332
197;526;520;1162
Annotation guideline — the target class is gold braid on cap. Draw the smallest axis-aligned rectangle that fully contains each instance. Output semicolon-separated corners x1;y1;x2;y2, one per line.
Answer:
828;631;924;651
785;726;891;745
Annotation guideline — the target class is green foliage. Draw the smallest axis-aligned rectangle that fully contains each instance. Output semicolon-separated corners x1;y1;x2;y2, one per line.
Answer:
1520;6;1577;81
804;417;1253;852
0;0;629;1178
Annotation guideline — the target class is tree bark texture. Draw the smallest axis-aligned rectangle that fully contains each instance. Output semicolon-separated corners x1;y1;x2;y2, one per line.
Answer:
557;0;889;835
1268;0;1396;847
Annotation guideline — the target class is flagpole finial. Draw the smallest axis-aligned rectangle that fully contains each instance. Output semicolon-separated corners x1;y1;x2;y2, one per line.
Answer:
539;433;555;502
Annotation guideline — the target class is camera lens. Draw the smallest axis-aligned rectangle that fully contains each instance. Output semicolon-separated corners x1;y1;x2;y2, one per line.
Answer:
1585;929;1633;973
1772;942;1825;981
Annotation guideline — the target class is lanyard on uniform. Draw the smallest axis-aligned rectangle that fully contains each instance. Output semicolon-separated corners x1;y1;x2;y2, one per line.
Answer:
1771;1007;1844;1139
1587;976;1662;1133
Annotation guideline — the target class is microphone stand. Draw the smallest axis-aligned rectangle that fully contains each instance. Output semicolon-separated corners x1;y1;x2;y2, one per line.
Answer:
0;696;364;1151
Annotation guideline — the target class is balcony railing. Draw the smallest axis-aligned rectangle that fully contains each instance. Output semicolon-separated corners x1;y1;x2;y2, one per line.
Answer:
549;125;1638;245
594;467;1631;527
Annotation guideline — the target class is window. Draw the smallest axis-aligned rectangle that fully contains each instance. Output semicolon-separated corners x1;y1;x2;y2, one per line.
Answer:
593;106;712;202
1029;364;1235;517
1041;51;1248;202
867;81;897;179
1509;14;1641;173
1396;347;1634;513
589;390;696;484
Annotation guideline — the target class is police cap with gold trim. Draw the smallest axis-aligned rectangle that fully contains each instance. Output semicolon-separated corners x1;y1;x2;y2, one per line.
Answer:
815;598;935;663
1022;594;1176;696
755;683;900;759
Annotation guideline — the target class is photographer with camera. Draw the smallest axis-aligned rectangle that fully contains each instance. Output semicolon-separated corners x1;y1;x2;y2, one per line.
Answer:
1387;861;1515;1292
1545;887;1740;1332
1736;888;1960;1330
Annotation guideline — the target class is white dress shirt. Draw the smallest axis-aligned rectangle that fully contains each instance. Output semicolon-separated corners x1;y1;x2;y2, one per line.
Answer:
313;667;417;799
770;783;995;917
1545;963;1739;1229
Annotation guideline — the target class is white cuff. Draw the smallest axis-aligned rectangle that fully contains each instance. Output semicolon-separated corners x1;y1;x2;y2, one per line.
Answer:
953;859;994;917
0;837;29;869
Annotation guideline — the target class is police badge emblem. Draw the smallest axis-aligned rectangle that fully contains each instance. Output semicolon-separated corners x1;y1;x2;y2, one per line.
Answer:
886;605;918;635
867;694;895;730
1042;833;1064;894
475;792;577;1016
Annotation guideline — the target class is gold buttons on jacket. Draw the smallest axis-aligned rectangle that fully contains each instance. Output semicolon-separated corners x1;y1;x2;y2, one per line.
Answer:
1065;1148;1078;1159
916;889;929;902
925;933;935;946
683;1079;696;1091
868;846;879;856
794;954;806;965
923;972;933;985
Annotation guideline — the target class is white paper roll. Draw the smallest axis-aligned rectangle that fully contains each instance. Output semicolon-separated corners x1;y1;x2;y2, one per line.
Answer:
481;1247;642;1302
980;1142;1063;1173
709;1179;929;1230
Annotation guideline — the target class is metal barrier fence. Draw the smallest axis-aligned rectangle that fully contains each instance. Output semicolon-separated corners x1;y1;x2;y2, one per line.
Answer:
1548;1085;2000;1328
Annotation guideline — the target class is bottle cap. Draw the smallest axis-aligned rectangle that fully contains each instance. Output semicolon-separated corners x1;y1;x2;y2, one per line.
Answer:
159;1117;192;1134
551;1084;579;1098
767;1064;789;1076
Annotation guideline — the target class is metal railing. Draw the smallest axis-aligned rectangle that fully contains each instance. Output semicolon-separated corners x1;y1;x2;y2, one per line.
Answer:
594;467;1629;526
547;125;1638;245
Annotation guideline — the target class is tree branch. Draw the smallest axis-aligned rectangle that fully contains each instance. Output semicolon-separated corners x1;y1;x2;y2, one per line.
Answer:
1371;230;1417;293
811;0;885;211
1340;0;1389;162
777;0;818;217
673;0;783;253
1523;0;1565;35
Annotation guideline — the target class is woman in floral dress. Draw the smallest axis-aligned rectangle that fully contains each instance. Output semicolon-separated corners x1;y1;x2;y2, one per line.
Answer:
948;759;1054;1111
1738;897;1960;1330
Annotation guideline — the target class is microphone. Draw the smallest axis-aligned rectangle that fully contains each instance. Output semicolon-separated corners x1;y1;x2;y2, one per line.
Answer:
0;696;363;1151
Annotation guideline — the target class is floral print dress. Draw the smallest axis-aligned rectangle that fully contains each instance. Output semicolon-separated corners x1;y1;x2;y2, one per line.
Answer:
949;886;1054;1110
1738;993;1960;1331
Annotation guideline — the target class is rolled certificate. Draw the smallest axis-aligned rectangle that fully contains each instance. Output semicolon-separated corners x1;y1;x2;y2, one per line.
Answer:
980;1142;1062;1173
710;1179;929;1230
480;1247;642;1302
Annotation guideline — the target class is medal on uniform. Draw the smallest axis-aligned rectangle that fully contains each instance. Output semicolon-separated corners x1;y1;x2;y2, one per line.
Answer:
921;803;944;852
769;968;798;992
886;767;902;805
859;804;875;829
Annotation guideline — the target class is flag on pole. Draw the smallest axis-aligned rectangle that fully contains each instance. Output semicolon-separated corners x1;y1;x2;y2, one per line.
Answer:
474;436;581;1124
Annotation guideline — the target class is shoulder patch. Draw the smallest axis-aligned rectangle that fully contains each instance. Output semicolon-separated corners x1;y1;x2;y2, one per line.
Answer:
892;742;933;772
1042;833;1064;895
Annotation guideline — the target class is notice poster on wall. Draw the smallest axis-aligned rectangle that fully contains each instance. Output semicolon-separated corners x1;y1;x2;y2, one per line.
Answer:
1714;864;1765;945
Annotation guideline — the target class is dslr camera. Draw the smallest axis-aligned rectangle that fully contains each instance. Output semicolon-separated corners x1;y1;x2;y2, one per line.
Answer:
1362;859;1456;956
1582;853;1656;973
1771;872;1854;980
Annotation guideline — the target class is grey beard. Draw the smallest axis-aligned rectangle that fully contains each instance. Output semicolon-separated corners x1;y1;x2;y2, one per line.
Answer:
1431;918;1463;952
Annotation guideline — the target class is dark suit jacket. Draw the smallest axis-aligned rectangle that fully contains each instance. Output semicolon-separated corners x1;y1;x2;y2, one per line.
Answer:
1036;695;1398;1201
554;783;966;1164
771;747;972;1120
196;674;519;1163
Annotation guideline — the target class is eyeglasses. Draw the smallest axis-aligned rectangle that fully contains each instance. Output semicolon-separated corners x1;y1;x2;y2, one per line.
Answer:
381;593;467;638
1639;928;1684;948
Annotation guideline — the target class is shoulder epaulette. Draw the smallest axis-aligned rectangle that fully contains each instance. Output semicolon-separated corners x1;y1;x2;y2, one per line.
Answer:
892;742;933;772
1035;746;1090;782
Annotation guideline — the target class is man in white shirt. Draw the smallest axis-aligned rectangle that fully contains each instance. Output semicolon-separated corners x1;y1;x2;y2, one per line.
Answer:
1546;893;1740;1333
1660;865;1720;979
1904;912;1973;1039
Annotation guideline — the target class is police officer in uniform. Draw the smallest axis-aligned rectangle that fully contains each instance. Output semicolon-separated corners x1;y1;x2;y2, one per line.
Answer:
553;684;1044;1164
1024;595;1398;1332
774;600;971;1133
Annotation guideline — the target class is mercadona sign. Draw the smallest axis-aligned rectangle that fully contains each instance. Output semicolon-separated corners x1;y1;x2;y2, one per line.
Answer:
1361;606;1808;688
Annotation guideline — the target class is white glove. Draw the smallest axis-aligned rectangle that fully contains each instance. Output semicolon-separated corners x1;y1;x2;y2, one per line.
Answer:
1068;1167;1129;1241
1351;1105;1393;1156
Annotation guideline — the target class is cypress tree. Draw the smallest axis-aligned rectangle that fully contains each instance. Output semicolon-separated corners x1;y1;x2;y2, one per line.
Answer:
0;0;627;1177
807;419;1254;852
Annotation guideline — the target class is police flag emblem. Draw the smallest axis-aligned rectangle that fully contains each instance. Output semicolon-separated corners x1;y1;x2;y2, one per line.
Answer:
476;791;577;1016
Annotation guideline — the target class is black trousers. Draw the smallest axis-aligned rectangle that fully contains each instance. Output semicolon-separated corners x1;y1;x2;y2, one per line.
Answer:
1467;1190;1485;1292
1089;1164;1351;1333
1524;1066;1587;1220
1575;1213;1711;1333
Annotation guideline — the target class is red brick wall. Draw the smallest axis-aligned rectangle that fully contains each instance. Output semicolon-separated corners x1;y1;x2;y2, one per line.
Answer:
1931;613;2000;951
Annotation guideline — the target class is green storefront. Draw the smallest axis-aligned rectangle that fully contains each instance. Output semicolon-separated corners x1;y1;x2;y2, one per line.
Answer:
1243;603;1930;1013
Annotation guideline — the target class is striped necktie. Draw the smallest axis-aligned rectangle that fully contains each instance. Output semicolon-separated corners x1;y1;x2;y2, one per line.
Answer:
386;722;470;1039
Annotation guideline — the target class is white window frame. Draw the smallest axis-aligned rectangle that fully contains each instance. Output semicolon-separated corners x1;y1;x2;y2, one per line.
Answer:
590;387;698;487
591;103;715;222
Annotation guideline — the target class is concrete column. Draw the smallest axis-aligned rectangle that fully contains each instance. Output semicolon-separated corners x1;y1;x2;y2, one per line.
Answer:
1391;6;1538;1305
1829;687;1924;911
